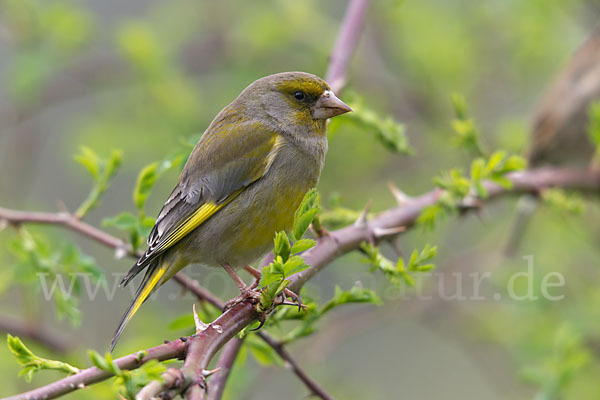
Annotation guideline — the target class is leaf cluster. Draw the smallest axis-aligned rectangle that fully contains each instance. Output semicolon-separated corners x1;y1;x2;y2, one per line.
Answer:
9;228;102;324
328;93;412;155
257;189;319;312
74;147;122;218
89;350;166;399
7;335;80;382
417;151;526;230
360;242;436;287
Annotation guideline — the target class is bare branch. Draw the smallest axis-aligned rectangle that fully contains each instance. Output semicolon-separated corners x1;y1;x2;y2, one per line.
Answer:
181;303;258;400
326;0;370;92
206;337;245;400
0;316;68;353
258;334;334;400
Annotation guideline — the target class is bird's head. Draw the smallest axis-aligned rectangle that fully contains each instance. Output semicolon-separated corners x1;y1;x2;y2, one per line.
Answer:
237;71;352;135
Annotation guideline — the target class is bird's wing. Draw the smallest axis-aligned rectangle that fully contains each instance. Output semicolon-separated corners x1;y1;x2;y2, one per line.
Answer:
121;117;283;286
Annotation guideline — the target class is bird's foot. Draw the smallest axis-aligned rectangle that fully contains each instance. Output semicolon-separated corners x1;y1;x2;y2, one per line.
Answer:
277;288;305;312
222;263;263;310
223;286;262;310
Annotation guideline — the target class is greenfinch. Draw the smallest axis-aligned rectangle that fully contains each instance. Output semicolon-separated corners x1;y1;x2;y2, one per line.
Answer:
110;72;351;351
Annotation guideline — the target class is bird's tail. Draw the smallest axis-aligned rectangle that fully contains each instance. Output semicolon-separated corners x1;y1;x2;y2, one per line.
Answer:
110;260;169;352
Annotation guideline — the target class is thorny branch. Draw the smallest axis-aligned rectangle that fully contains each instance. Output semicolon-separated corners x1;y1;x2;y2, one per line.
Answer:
2;167;600;399
2;1;371;398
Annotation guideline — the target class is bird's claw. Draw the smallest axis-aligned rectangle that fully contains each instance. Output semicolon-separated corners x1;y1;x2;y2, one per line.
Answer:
223;287;262;311
277;288;305;312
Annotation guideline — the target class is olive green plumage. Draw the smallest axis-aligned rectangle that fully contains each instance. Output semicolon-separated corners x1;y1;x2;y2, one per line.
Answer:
110;72;351;351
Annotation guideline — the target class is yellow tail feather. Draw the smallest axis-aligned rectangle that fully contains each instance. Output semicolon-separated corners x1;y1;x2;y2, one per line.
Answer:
110;262;168;352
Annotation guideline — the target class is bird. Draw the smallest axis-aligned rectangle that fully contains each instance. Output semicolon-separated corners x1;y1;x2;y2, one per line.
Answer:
110;71;352;351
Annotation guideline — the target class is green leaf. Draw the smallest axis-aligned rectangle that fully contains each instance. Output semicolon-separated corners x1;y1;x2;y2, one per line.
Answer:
416;203;446;230
273;231;291;262
290;238;316;254
283;255;310;277
88;350;120;375
337;94;412;154
450;93;485;156
259;260;284;287
293;209;319;242
8;335;80;382
292;189;320;240
134;162;159;210
321;285;382;314
133;155;182;211
541;189;585;215
74;146;100;180
102;212;138;230
75;148;122;218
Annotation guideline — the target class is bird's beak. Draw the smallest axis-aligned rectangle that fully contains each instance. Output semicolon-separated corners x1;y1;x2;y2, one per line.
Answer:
311;90;352;120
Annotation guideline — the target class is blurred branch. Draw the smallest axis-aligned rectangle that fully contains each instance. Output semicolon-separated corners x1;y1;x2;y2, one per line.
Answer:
326;0;370;93
258;334;334;400
4;166;600;399
205;337;245;400
0;316;68;353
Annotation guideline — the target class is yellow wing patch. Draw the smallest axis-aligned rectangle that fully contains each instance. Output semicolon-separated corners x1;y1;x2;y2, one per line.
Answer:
152;189;243;255
126;266;166;326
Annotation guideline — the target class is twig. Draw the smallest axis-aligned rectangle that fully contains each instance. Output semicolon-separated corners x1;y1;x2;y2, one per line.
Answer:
5;167;600;399
258;334;334;400
0;316;68;353
205;337;245;400
3;339;187;400
181;303;258;400
326;0;370;92
135;368;187;400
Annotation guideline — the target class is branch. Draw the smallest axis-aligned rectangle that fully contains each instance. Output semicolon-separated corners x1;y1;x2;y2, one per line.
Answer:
181;303;258;400
205;337;245;400
258;334;334;400
3;167;599;399
326;0;370;92
0;316;68;353
3;338;187;400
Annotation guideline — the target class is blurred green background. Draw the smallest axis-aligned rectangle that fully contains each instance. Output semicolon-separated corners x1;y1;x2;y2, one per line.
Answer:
2;0;600;398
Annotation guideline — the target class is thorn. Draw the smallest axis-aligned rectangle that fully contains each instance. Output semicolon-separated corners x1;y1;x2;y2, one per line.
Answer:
460;195;480;209
390;238;403;258
57;200;69;214
354;200;372;228
373;226;405;239
114;245;128;260
193;304;209;333
250;314;266;331
387;182;411;205
202;367;221;377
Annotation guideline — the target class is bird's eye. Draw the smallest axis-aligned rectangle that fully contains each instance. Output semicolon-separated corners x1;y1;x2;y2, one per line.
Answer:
293;91;306;101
